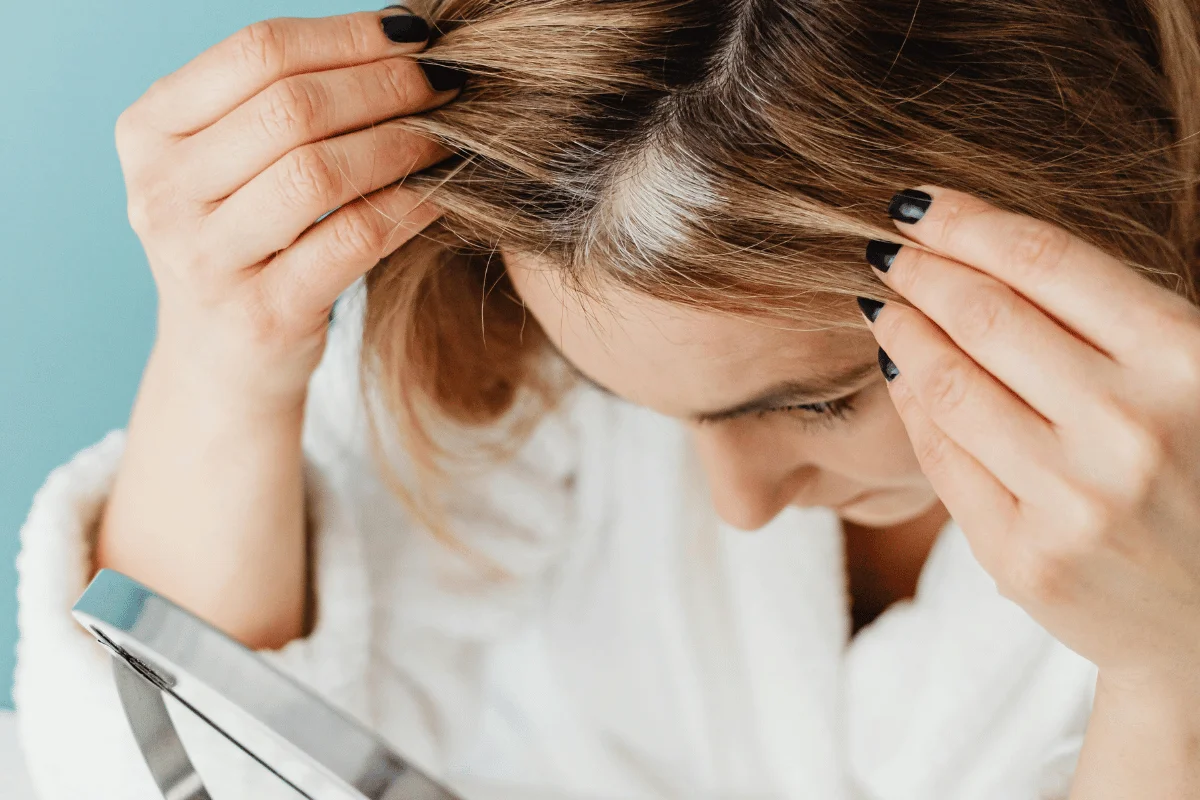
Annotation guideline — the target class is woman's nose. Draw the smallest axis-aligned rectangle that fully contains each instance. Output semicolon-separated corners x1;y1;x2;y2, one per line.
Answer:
691;427;795;531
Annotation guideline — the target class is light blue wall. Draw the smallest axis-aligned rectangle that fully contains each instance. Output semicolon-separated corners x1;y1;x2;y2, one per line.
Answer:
1;0;366;710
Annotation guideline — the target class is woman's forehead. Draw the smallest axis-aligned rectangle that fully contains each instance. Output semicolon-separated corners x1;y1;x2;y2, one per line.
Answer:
504;245;865;350
503;245;874;414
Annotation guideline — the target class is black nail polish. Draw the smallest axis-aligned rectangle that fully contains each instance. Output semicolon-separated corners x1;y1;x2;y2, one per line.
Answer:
381;10;430;43
420;61;469;92
878;347;899;381
887;189;932;224
856;296;885;323
866;240;902;273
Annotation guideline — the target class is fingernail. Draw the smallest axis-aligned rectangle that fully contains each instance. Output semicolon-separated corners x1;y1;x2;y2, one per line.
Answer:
856;296;885;323
420;60;469;92
878;347;899;381
381;8;431;43
866;240;902;273
887;189;932;224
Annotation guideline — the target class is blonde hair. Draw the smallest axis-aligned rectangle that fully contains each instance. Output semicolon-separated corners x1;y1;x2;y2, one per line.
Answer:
359;0;1200;533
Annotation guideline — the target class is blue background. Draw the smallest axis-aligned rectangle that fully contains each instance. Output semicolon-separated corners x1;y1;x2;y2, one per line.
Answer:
1;0;366;710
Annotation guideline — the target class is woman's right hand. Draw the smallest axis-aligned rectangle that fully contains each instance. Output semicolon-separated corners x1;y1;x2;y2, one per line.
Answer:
116;8;461;409
94;8;464;648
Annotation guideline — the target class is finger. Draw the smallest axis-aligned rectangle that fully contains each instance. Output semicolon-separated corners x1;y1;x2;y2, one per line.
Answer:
865;241;1119;429
864;298;1070;507
886;186;1197;367
880;358;1016;575
261;180;443;321
184;51;460;203
126;10;433;140
202;119;452;270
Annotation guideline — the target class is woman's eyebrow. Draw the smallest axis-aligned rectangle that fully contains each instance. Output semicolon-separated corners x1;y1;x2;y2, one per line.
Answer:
562;352;878;423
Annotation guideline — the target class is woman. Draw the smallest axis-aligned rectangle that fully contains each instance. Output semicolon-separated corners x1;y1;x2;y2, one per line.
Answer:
13;0;1200;797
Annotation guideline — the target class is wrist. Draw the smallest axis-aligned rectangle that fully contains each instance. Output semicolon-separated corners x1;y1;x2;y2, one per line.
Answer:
1069;668;1200;799
145;337;312;419
1095;668;1200;733
148;323;321;417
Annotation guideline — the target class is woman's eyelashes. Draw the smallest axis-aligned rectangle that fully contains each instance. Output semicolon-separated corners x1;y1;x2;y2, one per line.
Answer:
706;393;861;428
774;394;859;429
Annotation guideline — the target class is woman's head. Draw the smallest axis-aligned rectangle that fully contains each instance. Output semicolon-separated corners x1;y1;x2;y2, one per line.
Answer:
363;0;1199;531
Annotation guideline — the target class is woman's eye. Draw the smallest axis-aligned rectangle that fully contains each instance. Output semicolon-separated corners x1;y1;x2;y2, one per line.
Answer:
765;393;859;429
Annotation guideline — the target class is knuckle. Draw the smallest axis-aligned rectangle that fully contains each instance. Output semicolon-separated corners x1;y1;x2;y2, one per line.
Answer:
114;107;157;175
1172;296;1200;332
888;245;931;296
1127;425;1167;483
343;13;381;60
377;58;421;109
931;193;988;249
913;424;954;474
132;171;195;228
1096;398;1167;502
953;284;1017;346
1063;505;1111;553
891;376;923;417
114;107;138;146
1130;298;1200;399
328;206;384;261
1006;221;1071;283
921;354;973;417
126;180;173;234
126;197;155;234
259;78;322;142
1002;546;1079;606
1166;327;1200;395
1120;427;1167;505
234;20;288;77
277;145;342;211
1060;489;1120;550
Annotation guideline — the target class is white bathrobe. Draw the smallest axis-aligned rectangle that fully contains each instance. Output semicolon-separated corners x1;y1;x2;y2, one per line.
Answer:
13;282;1098;800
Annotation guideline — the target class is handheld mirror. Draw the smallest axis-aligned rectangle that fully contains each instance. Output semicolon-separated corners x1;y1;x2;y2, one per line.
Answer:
72;568;463;800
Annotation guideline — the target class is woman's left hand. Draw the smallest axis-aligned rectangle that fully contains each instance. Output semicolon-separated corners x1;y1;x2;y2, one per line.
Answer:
859;185;1200;695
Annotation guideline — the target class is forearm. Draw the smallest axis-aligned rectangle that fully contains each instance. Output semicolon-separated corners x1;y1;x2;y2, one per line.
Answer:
96;339;310;651
1069;670;1200;799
